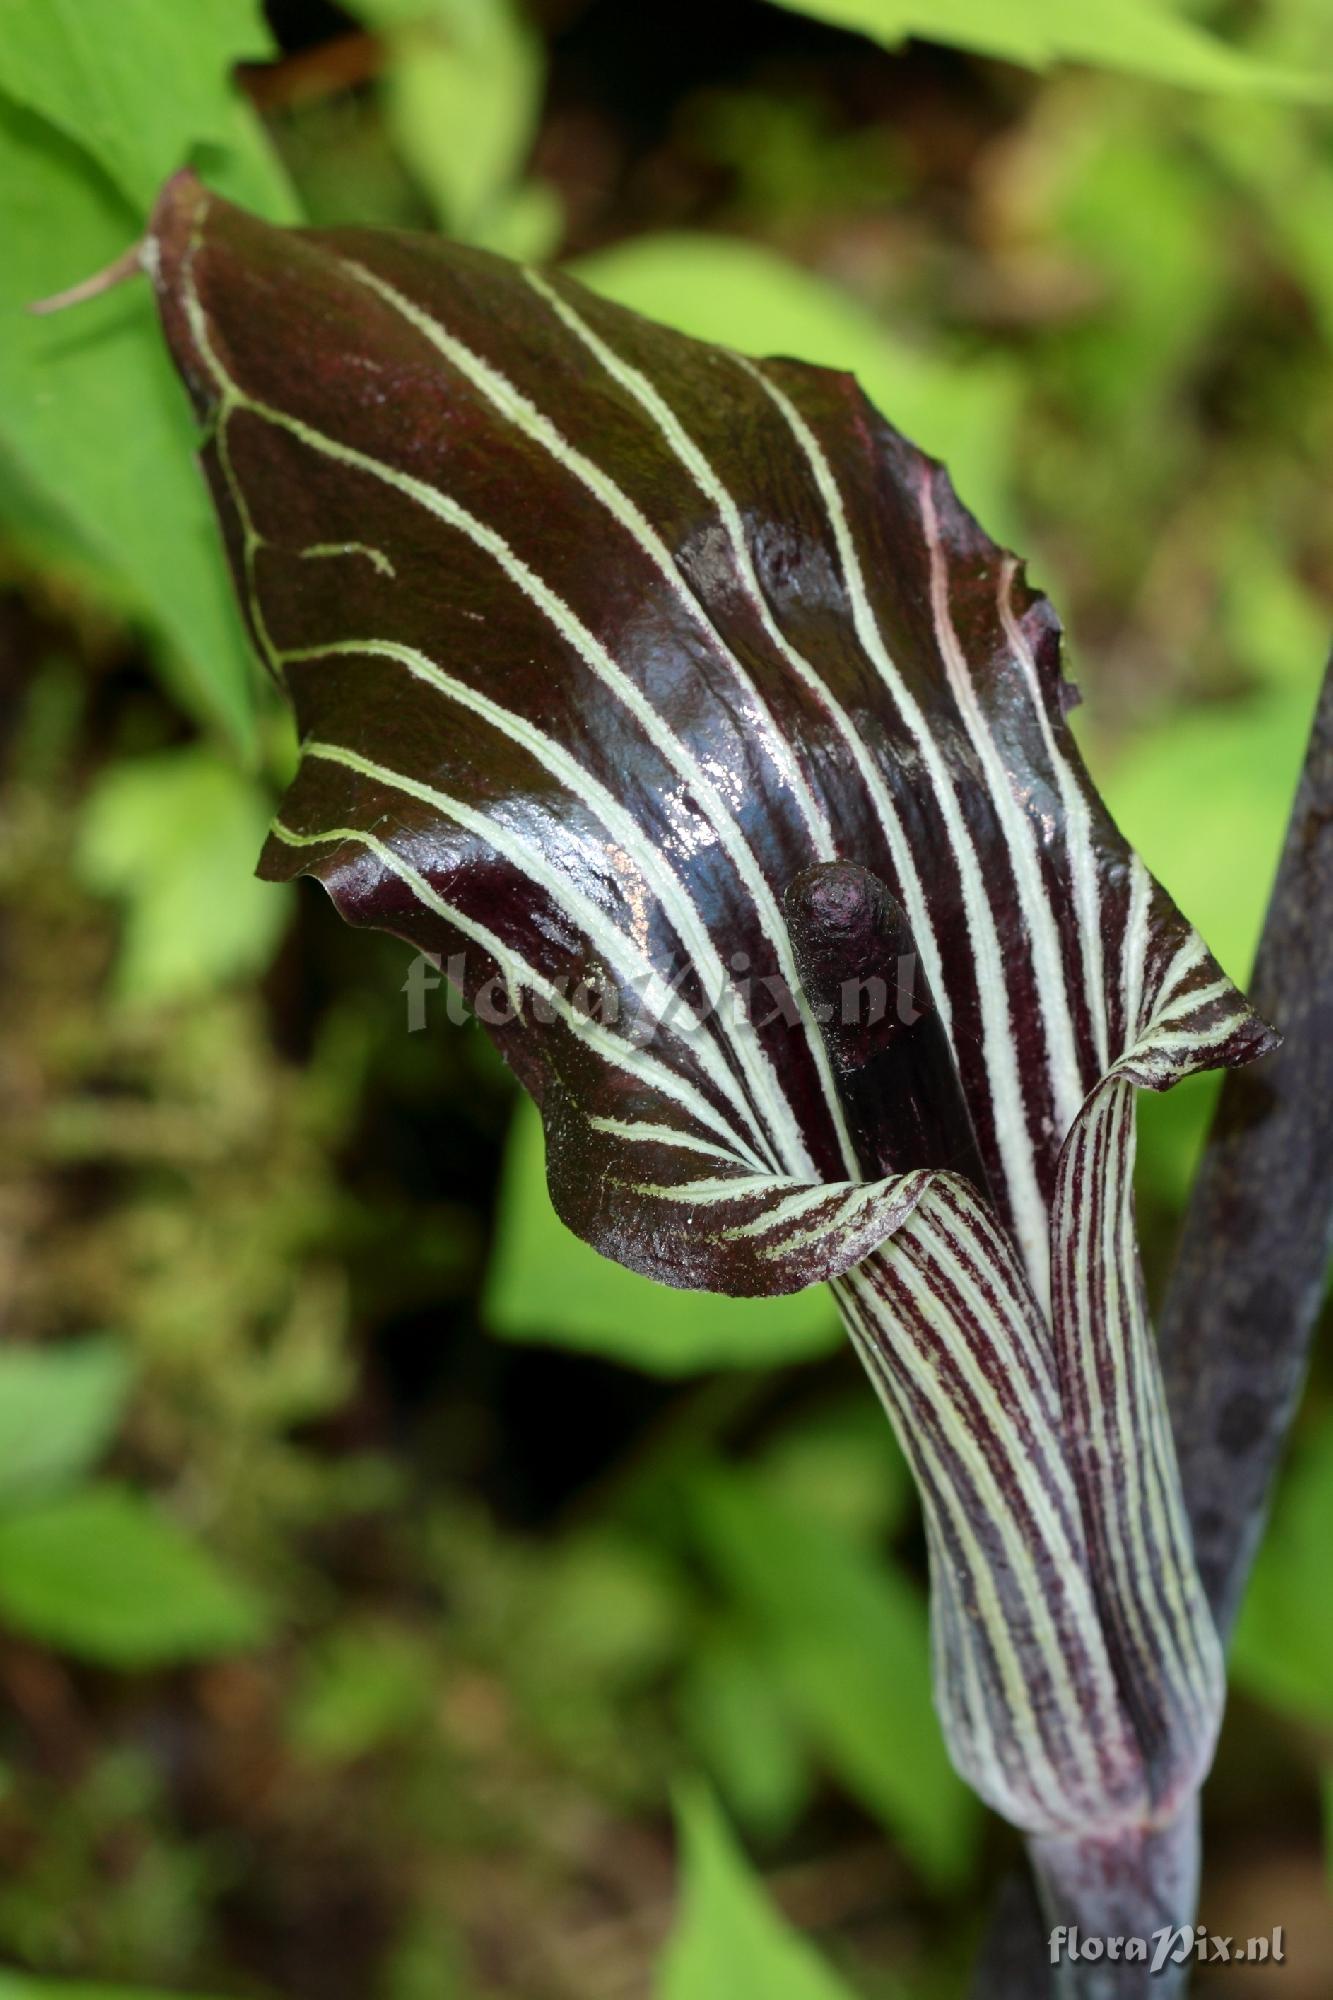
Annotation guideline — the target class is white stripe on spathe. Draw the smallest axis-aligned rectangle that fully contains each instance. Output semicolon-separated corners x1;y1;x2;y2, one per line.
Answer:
841;1263;1082;1829
604;1170;920;1267
1060;1087;1160;1701
1151;933;1210;1011
302;737;695;1027
584;1116;741;1164
282;636;779;1171
207;374;282;681
918;474;1086;1144
623;1172;791;1204
1055;1080;1218;1755
1089;1090;1188;1708
268;817;765;1165
759;1180;905;1262
835;1287;1024;1820
843;1219;1148;1831
742;356;1050;1308
1120;854;1154;1045
299;539;395;579
1102;1083;1219;1720
912;1199;1061;1421
300;735;771;1147
521;268;955;1050
177;254;859;1188
885;1229;1119;1803
1151;977;1235;1029
337;254;836;863
715;1178;855;1238
997;558;1110;1080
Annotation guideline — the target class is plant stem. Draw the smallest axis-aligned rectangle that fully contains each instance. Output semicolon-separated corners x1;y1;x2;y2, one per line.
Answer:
1029;1804;1198;1997
1158;646;1333;1635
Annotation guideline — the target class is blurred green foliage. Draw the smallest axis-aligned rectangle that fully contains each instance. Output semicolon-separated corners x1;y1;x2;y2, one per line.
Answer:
765;0;1333;94
0;1342;267;1668
0;1339;130;1506
0;1486;266;1671
1;0;1330;1995
76;748;292;1005
1232;1413;1333;1724
683;1466;976;1885
0;1979;226;2000
345;0;561;255
0;0;293;745
657;1786;861;1999
0;0;287;212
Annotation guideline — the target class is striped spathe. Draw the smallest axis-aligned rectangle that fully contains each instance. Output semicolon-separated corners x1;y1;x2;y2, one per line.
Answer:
145;171;1275;1843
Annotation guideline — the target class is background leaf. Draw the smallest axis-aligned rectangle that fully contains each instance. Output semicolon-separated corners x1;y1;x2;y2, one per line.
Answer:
0;1484;268;1668
0;1339;132;1507
0;0;290;214
762;0;1330;95
1230;1414;1333;1726
679;1633;813;1839
0;1979;226;2000
686;1468;977;1887
0;1976;220;1992
286;1620;437;1766
0;0;295;743
657;1785;860;2000
347;0;557;256
483;1099;841;1373
76;747;291;1004
571;231;1019;536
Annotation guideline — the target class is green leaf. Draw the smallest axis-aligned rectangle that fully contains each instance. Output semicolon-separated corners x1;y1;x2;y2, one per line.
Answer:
571;231;1019;536
1217;533;1332;697
1231;1414;1333;1725
658;1784;859;2000
0;1977;228;2000
1040;120;1225;426
0;107;259;738
0;1338;132;1507
348;0;557;254
288;1621;437;1765
0;0;291;213
525;1533;684;1687
484;1099;841;1375
1198;92;1333;349
761;0;1330;96
0;1482;268;1668
687;1469;977;1887
680;1633;812;1838
757;1398;914;1545
0;1;295;742
76;746;292;1004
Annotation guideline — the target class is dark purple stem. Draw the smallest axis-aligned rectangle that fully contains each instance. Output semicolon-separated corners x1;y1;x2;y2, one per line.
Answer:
1158;647;1333;1634
972;1810;1198;2000
1028;1806;1198;1998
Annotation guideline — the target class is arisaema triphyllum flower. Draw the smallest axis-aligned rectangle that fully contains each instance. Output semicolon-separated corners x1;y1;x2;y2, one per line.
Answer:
142;170;1276;1949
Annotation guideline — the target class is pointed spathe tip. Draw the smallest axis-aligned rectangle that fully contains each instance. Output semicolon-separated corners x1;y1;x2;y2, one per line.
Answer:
27;168;212;317
146;166;209;248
